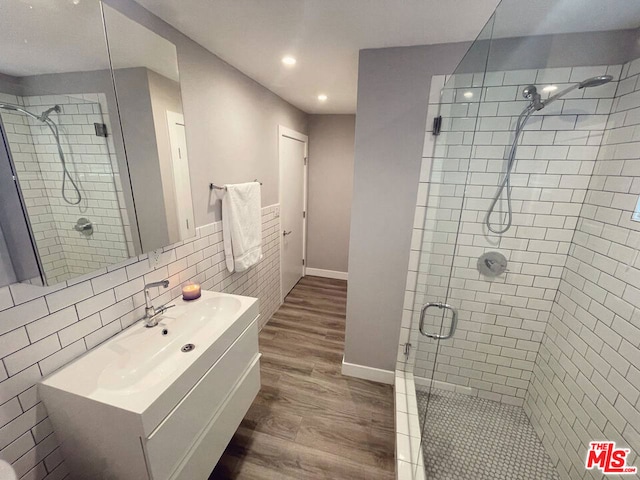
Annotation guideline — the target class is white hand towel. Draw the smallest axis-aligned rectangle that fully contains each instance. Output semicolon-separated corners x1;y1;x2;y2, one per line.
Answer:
222;182;262;273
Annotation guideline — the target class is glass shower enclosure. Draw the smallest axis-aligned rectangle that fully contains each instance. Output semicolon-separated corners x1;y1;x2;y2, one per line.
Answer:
406;1;640;478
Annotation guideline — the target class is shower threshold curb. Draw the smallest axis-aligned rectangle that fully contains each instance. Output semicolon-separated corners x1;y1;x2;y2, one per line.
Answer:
395;370;425;480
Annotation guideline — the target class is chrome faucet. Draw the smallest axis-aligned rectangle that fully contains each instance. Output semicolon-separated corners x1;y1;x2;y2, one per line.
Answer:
143;280;174;328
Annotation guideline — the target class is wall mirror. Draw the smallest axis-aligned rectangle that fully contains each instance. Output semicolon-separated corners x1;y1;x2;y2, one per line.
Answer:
0;0;195;288
102;4;195;254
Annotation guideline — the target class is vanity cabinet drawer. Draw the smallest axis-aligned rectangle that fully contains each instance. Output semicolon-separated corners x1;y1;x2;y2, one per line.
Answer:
145;318;259;480
172;358;260;480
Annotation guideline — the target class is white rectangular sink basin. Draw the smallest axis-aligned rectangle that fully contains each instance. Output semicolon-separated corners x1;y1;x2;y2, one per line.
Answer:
40;290;259;435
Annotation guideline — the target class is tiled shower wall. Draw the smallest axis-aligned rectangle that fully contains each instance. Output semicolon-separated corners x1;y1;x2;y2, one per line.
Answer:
525;57;640;479
400;64;619;406
0;92;132;284
0;205;281;479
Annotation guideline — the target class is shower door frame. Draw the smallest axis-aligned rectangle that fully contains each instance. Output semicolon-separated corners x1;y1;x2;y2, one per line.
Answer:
408;13;497;479
0;116;46;285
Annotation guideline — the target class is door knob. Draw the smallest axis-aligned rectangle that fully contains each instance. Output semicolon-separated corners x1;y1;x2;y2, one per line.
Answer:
283;230;292;236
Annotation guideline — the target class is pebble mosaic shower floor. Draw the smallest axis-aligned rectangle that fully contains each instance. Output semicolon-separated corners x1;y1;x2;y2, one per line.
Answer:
416;387;559;480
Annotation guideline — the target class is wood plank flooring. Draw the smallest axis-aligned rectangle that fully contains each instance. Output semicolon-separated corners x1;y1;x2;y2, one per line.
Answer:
209;276;395;480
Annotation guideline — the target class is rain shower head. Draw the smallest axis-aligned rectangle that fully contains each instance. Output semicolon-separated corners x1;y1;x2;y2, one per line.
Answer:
579;75;613;88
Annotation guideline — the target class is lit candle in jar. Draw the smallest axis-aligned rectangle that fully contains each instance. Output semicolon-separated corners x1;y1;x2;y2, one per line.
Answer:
182;283;201;301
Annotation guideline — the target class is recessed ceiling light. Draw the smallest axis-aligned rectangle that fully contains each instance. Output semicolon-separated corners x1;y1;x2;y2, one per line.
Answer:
463;91;473;99
542;85;558;93
317;94;328;102
282;56;296;66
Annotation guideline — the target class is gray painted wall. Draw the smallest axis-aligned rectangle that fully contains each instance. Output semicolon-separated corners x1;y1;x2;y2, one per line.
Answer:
113;67;171;250
344;43;471;372
0;227;16;286
0;73;23;96
484;28;640;72
0;131;41;285
307;115;355;273
104;0;309;228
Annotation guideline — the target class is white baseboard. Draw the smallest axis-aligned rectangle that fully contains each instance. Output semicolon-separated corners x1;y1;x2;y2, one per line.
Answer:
305;268;348;280
341;357;395;385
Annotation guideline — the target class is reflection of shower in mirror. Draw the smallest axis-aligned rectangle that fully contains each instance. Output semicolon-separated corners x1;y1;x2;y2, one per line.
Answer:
0;102;82;204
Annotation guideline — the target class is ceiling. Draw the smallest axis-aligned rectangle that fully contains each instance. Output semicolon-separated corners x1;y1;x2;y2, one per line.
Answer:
135;0;640;114
1;0;639;113
104;5;179;82
0;0;178;83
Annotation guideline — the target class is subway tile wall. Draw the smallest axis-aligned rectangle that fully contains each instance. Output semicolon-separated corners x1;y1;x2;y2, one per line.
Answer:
0;205;281;479
400;64;620;406
0;92;133;284
525;57;640;479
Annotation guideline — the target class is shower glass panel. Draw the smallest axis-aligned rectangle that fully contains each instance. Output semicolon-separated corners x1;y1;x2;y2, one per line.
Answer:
409;1;640;478
409;13;497;479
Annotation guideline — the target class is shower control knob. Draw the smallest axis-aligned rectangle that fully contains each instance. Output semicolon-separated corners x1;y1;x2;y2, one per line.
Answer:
477;251;507;277
74;217;93;236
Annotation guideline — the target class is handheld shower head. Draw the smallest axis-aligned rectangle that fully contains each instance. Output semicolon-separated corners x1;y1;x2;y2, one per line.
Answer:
39;105;61;122
579;75;613;89
525;74;614;111
489;73;614;234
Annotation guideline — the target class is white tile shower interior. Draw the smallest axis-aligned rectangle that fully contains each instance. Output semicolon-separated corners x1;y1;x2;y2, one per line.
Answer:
0;92;134;284
404;64;621;404
526;58;640;479
0;205;281;479
399;58;640;478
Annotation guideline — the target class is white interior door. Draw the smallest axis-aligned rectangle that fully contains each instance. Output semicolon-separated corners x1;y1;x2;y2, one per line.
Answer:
167;111;195;239
279;126;308;299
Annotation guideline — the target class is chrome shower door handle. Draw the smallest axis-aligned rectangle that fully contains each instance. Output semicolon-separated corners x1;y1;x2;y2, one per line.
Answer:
418;302;458;340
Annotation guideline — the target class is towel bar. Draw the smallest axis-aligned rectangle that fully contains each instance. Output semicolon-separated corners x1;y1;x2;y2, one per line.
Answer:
209;180;262;191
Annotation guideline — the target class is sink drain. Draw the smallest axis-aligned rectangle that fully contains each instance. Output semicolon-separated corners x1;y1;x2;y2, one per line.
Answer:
181;344;195;352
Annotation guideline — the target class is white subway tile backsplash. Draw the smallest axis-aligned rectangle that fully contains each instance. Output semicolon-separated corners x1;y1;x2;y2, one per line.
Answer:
0;329;30;360
113;277;144;302
0;365;41;405
90;268;127;294
44;282;93;314
4;335;60;377
0;431;34;465
0;299;49;337
0;288;13;312
57;314;101;348
75;290;115;320
25;308;77;344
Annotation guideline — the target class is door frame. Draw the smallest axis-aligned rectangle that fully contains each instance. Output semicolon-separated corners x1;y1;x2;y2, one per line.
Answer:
278;125;309;301
166;111;195;240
